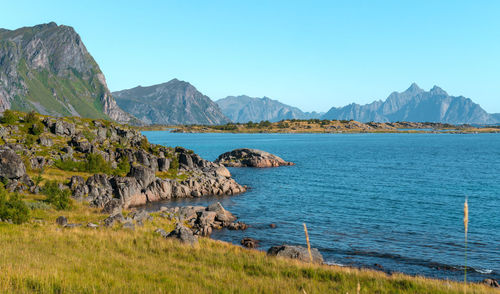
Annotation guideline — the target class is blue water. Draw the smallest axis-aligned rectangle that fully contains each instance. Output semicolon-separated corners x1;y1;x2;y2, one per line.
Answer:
143;132;500;282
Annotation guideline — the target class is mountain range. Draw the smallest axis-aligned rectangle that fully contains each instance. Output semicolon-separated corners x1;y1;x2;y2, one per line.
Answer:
322;83;499;124
113;79;230;125
0;22;132;123
216;95;323;123
1;23;498;126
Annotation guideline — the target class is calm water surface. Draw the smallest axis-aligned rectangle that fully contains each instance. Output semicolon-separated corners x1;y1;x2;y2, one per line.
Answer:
143;132;500;281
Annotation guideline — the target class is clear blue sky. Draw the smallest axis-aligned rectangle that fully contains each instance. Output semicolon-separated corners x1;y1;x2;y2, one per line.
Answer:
1;1;499;113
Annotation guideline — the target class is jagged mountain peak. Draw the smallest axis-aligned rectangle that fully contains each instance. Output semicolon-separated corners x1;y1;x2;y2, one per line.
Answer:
405;82;424;94
322;85;498;124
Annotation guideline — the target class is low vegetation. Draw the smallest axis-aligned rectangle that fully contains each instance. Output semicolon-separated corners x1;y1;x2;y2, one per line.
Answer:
168;119;500;134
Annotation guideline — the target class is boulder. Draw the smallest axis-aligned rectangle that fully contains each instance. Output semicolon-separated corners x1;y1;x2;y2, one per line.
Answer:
37;136;53;147
206;202;236;224
482;279;499;288
227;221;248;230
157;157;170;172
267;245;323;263
0;149;27;180
241;238;260;248
127;165;155;188
56;216;68;226
166;224;198;245
103;213;125;227
215;148;294;168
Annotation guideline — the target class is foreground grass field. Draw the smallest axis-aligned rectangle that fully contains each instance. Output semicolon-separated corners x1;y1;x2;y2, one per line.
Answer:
0;205;495;294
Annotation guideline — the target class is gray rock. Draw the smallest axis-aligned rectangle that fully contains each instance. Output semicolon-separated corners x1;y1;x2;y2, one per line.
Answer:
267;245;324;263
122;221;135;230
87;223;99;229
103;213;125;227
166;224;198;245
154;228;168;238
64;223;82;228
215;148;294;168
482;279;499;288
206;202;236;224
127;165;155;188
157;157;170;172
0;149;27;180
241;238;259;248
130;210;152;223
56;216;68;226
37;136;53;147
227;221;248;230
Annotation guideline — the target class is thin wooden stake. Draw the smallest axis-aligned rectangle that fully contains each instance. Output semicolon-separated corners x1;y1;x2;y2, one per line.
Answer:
303;223;313;263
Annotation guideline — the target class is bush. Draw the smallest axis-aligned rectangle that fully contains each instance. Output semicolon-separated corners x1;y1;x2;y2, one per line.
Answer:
30;121;45;135
112;156;131;176
0;109;17;124
55;154;112;174
84;153;111;174
24;134;37;147
0;186;30;224
42;181;72;210
24;111;39;124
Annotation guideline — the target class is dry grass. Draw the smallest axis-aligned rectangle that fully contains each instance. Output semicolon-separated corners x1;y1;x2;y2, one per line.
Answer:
0;204;496;293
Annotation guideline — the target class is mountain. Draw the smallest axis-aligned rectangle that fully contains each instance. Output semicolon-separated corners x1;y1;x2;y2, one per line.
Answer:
0;22;133;123
113;79;230;125
322;83;499;124
216;95;323;123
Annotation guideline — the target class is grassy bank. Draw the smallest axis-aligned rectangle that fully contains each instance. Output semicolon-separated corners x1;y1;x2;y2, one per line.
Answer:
0;205;494;293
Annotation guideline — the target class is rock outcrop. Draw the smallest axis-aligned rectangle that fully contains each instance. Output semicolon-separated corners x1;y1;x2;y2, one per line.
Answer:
267;245;324;263
215;148;294;168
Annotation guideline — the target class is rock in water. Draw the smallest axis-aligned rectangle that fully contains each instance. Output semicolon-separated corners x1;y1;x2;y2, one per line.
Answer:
241;238;260;248
215;148;294;168
267;245;324;263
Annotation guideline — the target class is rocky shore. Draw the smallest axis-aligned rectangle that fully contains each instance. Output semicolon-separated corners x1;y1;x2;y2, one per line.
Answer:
0;112;246;211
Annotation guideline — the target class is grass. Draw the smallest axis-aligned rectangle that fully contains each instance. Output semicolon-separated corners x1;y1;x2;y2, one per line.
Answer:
0;202;495;293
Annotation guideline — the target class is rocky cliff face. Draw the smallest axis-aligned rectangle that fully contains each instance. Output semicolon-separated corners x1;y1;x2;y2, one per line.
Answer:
216;95;323;123
113;79;230;125
322;84;499;124
0;22;133;123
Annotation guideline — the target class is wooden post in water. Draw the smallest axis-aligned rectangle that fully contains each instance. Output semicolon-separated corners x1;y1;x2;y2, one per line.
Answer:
303;223;313;263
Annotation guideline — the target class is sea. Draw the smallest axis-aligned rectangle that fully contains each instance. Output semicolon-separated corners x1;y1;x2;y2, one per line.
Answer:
142;131;500;282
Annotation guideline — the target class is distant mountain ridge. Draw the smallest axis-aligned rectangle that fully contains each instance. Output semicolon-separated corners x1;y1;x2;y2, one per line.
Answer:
216;95;323;123
113;79;230;125
322;83;499;124
0;22;133;123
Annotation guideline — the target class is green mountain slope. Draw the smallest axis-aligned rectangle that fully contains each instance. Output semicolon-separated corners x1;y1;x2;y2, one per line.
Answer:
0;22;133;123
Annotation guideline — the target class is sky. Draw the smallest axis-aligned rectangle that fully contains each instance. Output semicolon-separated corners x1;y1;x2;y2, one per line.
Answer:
1;0;499;113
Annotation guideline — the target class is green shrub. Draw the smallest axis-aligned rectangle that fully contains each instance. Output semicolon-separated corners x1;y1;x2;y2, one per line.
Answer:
42;181;72;210
24;111;39;124
1;109;18;124
112;156;130;176
29;121;45;135
55;154;112;174
0;186;30;224
24;135;37;147
84;153;111;174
